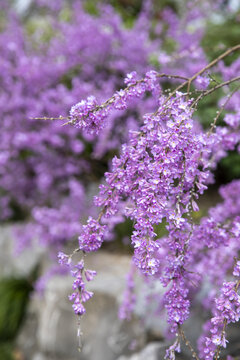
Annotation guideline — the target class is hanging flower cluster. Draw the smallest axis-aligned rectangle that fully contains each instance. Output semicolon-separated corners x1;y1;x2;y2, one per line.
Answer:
199;262;240;360
58;49;240;357
58;251;96;318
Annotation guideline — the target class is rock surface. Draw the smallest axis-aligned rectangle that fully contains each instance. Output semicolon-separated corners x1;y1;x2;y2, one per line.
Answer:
16;252;149;360
117;342;168;360
0;224;43;277
35;252;148;360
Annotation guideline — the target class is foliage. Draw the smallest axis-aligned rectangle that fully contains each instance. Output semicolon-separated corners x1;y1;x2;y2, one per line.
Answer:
0;343;14;360
0;275;34;360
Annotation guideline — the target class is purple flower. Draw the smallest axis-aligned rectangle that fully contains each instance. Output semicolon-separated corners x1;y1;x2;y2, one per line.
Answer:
233;261;240;277
124;71;137;85
72;299;86;316
85;269;97;281
57;252;71;266
81;289;93;302
78;217;106;252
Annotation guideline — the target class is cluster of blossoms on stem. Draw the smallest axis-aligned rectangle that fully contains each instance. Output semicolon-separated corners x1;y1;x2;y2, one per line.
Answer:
164;336;181;360
57;251;96;316
198;261;240;360
91;90;211;282
78;217;106;252
64;50;240;356
69;70;161;134
164;281;190;331
69;87;213;335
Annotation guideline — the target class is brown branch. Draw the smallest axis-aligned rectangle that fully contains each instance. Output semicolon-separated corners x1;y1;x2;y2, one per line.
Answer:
207;83;240;136
186;44;240;96
190;76;240;110
178;325;200;360
30;115;69;121
32;44;240;139
32;73;188;125
164;44;240;104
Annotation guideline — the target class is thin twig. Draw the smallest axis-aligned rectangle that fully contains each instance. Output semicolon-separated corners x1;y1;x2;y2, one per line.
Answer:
207;83;240;136
186;44;240;97
178;324;200;360
31;73;188;124
32;45;240;128
165;44;240;104
30;115;69;121
190;76;240;110
208;73;221;85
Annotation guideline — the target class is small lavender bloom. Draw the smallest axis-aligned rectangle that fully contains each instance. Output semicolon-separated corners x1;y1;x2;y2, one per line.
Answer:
233;261;240;277
72;298;86;316
124;71;137;85
165;339;181;360
81;289;93;302
68;292;77;301
57;251;71;266
72;276;85;290
85;269;97;281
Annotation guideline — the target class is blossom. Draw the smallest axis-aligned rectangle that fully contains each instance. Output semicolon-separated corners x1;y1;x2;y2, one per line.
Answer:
233;260;240;277
85;269;97;281
57;252;71;266
201;273;240;358
72;299;86;316
78;217;106;252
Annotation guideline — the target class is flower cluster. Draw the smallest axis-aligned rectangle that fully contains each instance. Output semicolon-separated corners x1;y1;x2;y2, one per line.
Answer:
67;52;240;355
70;261;94;316
69;96;100;134
165;281;190;332
57;251;96;316
73;89;213;336
78;217;106;252
199;262;240;360
69;70;161;134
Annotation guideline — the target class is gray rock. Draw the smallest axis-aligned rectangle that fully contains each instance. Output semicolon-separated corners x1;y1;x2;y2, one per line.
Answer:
32;353;48;360
36;252;146;360
117;342;167;360
84;253;166;338
116;342;193;360
0;224;43;277
14;0;33;14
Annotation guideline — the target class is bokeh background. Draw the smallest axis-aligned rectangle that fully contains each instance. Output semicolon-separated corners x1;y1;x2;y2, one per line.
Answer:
1;1;240;359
